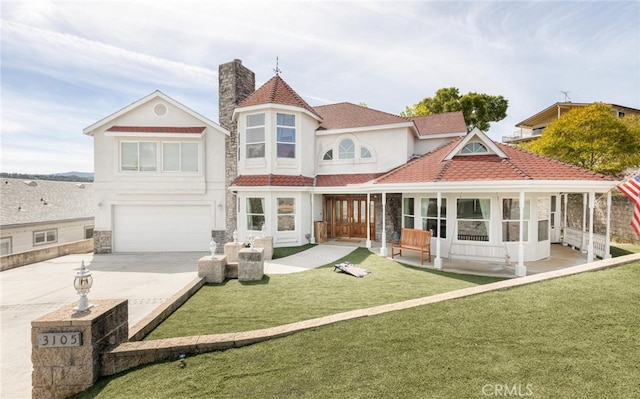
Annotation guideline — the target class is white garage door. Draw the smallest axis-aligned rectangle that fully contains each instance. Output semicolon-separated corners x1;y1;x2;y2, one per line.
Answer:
114;205;211;252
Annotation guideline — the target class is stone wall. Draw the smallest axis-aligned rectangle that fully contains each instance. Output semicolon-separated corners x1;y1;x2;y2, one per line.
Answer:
1;239;93;271
93;230;112;254
566;193;639;243
218;59;255;243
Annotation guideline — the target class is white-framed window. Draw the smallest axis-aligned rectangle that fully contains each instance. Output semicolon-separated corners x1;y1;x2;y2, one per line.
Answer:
1;237;12;255
360;147;372;158
403;197;415;228
277;197;295;231
421;198;446;238
338;139;355;159
84;226;94;239
537;197;550;242
323;149;333;160
456;198;490;241
502;198;530;242
121;142;157;171
461;142;488;154
246;113;265;159
34;229;57;246
163;142;199;172
246;197;265;231
276;113;296;158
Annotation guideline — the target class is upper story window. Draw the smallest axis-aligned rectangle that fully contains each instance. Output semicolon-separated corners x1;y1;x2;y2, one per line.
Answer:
246;113;265;159
461;142;488;154
121;142;157;171
323;149;333;160
163;142;198;172
360;147;372;158
276;113;296;158
338;139;355;159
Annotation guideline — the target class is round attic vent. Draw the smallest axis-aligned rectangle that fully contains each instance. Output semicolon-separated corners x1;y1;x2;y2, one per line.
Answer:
153;103;168;117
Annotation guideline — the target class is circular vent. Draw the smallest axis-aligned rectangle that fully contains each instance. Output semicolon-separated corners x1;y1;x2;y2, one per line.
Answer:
153;103;168;117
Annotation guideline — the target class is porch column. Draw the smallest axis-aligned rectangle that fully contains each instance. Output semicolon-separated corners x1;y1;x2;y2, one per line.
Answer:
581;193;588;253
434;191;443;269
515;190;526;277
380;192;388;256
366;192;372;249
562;193;568;246
587;192;595;262
310;194;316;244
605;191;612;259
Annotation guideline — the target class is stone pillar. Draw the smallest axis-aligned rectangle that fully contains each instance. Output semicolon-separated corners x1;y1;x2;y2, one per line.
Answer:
31;299;128;399
219;59;255;242
238;248;264;281
253;236;273;260
93;230;112;254
197;255;227;283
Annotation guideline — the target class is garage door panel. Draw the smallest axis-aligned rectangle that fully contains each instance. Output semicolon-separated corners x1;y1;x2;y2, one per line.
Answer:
114;206;211;252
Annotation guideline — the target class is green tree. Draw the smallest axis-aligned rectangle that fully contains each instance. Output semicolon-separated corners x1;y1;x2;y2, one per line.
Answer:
401;87;508;131
525;103;640;175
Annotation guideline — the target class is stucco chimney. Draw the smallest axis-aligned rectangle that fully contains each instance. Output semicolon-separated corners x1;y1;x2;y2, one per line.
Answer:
218;60;255;242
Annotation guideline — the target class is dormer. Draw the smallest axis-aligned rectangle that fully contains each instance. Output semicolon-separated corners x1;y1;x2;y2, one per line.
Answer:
443;127;508;160
233;75;322;176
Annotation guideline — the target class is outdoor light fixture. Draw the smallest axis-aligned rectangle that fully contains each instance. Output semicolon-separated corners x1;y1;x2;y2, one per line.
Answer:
209;237;216;258
73;261;94;312
232;230;238;242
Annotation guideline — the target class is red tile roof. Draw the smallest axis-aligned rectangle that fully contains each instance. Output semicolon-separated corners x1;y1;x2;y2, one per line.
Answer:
313;102;409;130
411;111;467;136
232;174;315;187
106;126;206;133
238;75;322;119
374;139;614;184
315;173;383;187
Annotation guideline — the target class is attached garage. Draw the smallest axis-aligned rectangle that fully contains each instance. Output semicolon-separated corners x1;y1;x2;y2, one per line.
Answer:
113;205;211;252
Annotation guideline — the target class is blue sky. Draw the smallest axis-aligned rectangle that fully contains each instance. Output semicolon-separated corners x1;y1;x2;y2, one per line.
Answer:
1;0;638;174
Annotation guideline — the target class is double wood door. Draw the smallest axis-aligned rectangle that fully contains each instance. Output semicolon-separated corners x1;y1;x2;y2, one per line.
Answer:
324;195;375;239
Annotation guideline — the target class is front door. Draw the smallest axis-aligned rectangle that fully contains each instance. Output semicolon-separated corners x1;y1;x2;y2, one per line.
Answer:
324;195;374;239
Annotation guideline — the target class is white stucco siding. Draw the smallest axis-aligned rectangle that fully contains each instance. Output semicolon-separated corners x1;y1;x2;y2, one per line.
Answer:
112;205;211;252
315;127;411;175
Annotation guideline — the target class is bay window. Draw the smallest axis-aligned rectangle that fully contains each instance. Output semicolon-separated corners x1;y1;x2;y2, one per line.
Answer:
246;113;265;159
422;198;446;238
276;113;296;158
246;197;265;231
457;198;490;241
277;197;295;231
502;198;530;242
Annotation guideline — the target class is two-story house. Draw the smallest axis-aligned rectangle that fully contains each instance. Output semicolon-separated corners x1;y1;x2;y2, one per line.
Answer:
86;59;619;276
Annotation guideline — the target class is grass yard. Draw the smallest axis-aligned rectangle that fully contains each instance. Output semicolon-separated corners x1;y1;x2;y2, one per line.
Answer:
77;260;640;398
146;247;502;339
611;243;640;257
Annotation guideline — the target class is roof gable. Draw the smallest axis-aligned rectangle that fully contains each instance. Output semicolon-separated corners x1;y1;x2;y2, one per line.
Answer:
443;127;507;160
237;75;322;120
83;90;228;136
313;102;410;130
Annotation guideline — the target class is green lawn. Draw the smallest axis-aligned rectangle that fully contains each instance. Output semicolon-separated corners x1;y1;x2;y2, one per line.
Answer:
611;243;640;257
77;260;640;398
146;247;501;339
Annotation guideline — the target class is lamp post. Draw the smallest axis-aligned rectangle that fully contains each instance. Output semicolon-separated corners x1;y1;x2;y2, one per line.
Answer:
209;237;217;258
73;261;94;312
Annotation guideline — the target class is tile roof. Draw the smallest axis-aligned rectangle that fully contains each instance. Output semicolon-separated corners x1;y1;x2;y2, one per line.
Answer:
313;102;409;130
411;111;467;136
374;139;615;184
231;174;315;187
106;126;206;133
238;75;322;119
315;173;383;187
1;178;94;226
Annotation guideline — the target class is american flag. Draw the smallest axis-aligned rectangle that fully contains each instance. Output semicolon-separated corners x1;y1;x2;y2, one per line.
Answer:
617;174;640;236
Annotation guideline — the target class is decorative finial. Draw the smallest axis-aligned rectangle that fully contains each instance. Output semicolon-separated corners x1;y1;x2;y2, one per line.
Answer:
274;57;282;75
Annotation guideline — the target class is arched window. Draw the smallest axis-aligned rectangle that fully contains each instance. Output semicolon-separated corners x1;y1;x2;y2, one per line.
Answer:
338;139;355;159
461;142;488;154
360;147;372;159
323;149;333;160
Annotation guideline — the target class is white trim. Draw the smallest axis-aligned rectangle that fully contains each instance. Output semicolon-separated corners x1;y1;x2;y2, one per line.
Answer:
443;127;507;160
315;121;415;136
233;103;322;123
105;132;203;138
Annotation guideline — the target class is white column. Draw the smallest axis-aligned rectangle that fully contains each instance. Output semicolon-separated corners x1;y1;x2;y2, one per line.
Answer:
562;193;568;246
582;193;588;253
310;194;316;244
515;190;527;277
587;192;595;262
366;192;372;248
434;192;443;269
605;191;612;259
380;192;388;256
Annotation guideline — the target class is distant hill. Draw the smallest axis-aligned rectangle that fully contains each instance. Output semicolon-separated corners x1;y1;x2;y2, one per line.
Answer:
0;172;94;182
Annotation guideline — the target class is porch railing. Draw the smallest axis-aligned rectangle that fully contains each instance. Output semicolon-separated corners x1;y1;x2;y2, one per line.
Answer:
562;227;607;258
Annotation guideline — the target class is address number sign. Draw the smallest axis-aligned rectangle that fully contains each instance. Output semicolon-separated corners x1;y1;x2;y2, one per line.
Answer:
38;332;82;348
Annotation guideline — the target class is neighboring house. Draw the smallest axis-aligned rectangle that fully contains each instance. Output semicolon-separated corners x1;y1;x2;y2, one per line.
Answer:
87;60;619;276
0;178;94;255
502;102;640;143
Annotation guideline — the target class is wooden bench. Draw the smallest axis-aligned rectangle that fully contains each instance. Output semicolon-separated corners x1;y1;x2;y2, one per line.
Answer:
391;228;432;265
